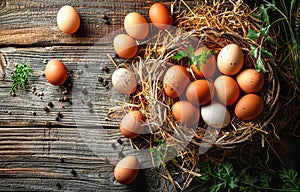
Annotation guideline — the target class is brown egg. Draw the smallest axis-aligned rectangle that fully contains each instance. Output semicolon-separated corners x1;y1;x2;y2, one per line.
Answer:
112;68;137;94
186;80;215;106
214;75;240;106
191;47;217;78
235;94;264;120
172;100;200;126
45;59;68;86
217;44;244;75
57;5;80;34
163;65;191;98
149;3;172;30
236;69;264;93
120;110;145;139
113;34;138;59
114;156;139;185
124;12;149;40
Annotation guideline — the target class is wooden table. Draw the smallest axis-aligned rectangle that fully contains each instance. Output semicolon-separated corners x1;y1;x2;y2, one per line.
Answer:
0;0;205;191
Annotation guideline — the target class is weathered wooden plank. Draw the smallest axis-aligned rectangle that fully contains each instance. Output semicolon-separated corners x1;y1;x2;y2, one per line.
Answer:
0;45;129;127
0;126;174;191
0;0;180;46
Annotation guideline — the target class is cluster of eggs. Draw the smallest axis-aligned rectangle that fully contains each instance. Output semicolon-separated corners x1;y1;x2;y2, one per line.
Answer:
165;44;264;129
112;3;173;185
113;3;173;59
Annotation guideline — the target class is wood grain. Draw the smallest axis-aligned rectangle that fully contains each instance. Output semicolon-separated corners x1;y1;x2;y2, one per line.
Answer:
0;0;202;191
0;45;126;127
0;127;173;192
0;0;184;46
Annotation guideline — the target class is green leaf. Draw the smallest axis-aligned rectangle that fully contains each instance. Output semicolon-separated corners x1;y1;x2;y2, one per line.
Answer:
261;47;273;58
173;50;186;61
260;26;269;37
188;45;194;56
267;36;277;45
260;4;270;24
279;169;300;191
256;57;267;73
210;183;225;192
260;173;272;188
247;29;260;40
250;44;258;58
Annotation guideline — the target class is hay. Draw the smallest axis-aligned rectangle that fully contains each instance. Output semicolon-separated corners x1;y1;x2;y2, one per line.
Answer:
107;0;282;190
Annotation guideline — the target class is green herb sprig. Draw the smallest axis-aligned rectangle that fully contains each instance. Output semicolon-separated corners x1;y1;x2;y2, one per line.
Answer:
173;45;215;71
199;161;300;192
10;62;33;95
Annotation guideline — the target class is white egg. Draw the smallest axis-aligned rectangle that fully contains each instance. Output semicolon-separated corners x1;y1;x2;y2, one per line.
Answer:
201;102;230;128
112;68;137;94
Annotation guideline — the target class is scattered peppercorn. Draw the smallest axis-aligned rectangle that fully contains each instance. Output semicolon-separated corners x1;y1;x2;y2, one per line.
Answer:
43;106;50;112
56;183;62;189
102;66;109;73
32;111;36;116
71;169;77;177
56;112;63;118
62;105;65;109
7;111;12;115
41;71;45;77
117;139;123;145
101;14;108;20
55;116;60;121
98;77;103;82
48;102;54;108
63;96;69;102
11;92;16;97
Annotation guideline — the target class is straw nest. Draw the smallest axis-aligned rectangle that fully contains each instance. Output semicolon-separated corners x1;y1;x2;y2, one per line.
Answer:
107;0;282;190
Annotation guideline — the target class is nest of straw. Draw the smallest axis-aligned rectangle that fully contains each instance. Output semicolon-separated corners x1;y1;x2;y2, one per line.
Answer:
107;0;282;190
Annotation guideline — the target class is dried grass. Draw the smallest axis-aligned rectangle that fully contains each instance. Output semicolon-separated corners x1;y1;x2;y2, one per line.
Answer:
107;0;282;190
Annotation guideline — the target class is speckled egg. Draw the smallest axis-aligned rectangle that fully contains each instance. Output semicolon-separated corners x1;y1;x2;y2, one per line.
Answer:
57;5;80;34
235;94;264;120
163;65;191;98
217;44;244;75
236;69;264;93
112;68;137;94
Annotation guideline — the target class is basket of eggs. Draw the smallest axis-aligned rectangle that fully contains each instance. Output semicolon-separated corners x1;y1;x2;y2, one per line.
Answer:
108;0;280;189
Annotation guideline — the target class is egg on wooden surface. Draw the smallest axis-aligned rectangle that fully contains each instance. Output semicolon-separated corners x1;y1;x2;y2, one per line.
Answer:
236;69;264;93
163;65;191;98
149;3;172;30
214;75;240;106
172;100;200;126
124;12;149;40
120;110;145;139
114;156;139;184
217;44;244;75
45;59;68;86
112;68;137;95
235;94;264;120
186;80;215;106
113;34;138;59
191;47;217;78
57;5;80;34
201;102;230;128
